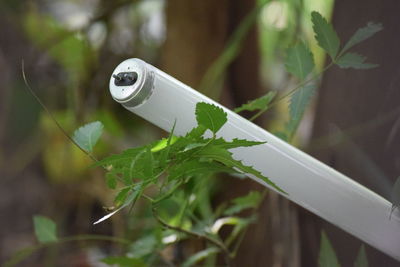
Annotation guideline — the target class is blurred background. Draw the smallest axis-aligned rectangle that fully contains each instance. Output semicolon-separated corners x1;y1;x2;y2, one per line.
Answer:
1;0;400;266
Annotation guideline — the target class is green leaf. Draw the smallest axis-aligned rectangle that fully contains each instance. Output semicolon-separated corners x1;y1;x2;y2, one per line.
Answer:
336;53;378;69
114;187;131;207
311;11;340;59
354;245;368;267
319;231;340;267
224;191;262;215
211;138;266;149
72;121;104;152
94;147;146;168
143;147;154;180
343;22;383;53
106;172;117;189
168;160;236;181
285;42;315;80
286;84;316;139
129;235;158;258
101;256;146;267
195;102;227;134
182;247;220;267
33;216;58;243
94;184;143;225
196;146;285;193
234;91;276;113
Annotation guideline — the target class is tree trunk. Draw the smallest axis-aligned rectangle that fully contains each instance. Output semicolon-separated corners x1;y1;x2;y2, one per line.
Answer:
162;1;300;266
300;1;400;266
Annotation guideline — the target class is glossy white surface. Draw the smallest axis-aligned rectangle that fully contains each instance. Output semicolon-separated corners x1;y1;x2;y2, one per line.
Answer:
111;59;400;261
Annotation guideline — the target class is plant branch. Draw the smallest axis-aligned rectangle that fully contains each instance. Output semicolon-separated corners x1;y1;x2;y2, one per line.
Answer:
151;205;232;266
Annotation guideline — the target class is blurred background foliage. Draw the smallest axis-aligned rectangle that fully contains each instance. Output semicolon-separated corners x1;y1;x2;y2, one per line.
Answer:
1;0;400;266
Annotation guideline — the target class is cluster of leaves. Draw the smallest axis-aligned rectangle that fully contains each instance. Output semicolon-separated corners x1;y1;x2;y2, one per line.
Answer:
235;11;382;141
71;102;281;265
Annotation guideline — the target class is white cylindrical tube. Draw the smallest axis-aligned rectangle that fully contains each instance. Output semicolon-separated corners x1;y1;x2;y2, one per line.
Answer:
109;58;400;261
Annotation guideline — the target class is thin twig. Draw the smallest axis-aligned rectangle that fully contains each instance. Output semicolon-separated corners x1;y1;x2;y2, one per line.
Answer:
21;60;98;163
151;205;232;266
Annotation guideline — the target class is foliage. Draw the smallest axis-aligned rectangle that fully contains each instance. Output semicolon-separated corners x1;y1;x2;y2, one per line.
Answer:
12;7;382;267
319;231;369;267
319;231;340;267
72;121;104;152
33;216;58;243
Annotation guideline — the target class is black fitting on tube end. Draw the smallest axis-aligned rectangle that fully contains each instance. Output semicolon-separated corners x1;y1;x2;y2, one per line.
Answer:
109;58;154;108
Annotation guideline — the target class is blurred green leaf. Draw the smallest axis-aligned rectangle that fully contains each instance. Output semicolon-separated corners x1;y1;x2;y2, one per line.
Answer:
311;11;340;59
143;147;154;180
224;191;262;215
33;216;58;243
285;42;315;80
195;103;227;134
72;121;104;152
24;11;95;84
182;247;220;267
101;256;146;267
114;187;131;207
343;22;383;53
234;92;276;113
106;172;118;189
286;84;316;139
129;235;158;258
319;231;340;267
336;53;378;69
354;245;368;267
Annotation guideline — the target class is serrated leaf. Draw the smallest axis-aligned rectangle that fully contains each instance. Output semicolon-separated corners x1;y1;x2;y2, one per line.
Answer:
211;138;266;149
182;247;220;267
319;231;340;267
390;176;400;219
72;121;103;152
224;191;262;215
101;256;146;267
234;91;276;113
343;22;383;53
168;160;236;181
285;42;315;80
195;102;227;134
196;146;285;193
94;147;146;168
286;84;316;138
336;53;378;69
106;172;117;189
354;245;368;267
33;216;58;243
311;11;340;59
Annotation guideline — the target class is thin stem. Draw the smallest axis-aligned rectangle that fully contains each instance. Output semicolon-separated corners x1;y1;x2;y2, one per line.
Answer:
250;61;335;122
21;61;98;163
151;205;232;266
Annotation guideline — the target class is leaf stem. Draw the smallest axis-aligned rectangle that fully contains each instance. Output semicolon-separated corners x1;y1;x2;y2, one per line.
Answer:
151;205;233;266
